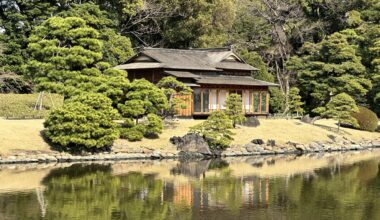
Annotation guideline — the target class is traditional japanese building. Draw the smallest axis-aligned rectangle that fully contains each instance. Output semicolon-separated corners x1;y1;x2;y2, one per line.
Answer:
115;47;278;117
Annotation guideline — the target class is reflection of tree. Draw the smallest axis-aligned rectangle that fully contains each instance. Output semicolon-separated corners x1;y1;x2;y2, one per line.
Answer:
40;164;187;220
268;160;380;220
0;158;379;219
202;168;243;213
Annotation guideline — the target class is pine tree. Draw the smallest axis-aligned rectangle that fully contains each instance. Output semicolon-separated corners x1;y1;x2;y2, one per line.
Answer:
289;31;372;112
225;93;246;128
44;93;120;150
190;111;234;150
157;76;192;117
144;113;163;138
118;79;168;123
26;16;129;100
59;3;134;65
288;87;304;117
314;93;359;132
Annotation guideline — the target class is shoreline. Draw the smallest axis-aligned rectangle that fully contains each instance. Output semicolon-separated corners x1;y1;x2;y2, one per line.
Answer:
1;138;379;164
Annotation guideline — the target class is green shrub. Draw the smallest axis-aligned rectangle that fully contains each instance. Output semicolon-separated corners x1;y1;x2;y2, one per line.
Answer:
44;93;120;150
124;118;135;128
351;106;379;132
119;127;144;141
190;111;234;150
225;93;246;128
144;113;163;138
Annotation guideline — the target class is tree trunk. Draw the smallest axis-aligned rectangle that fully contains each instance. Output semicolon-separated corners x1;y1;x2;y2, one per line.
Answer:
337;119;341;133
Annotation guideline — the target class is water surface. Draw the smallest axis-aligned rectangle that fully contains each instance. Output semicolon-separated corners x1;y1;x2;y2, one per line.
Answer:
1;150;380;220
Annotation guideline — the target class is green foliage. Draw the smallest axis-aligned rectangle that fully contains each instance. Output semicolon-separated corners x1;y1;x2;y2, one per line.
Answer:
269;88;286;114
225;93;246;128
144;113;163;138
26;16;130;100
314;93;359;132
239;49;285;114
44;93;120;150
288;87;304;116
0;0;59;73
0;73;33;94
0;93;63;119
162;0;236;48
59;3;134;65
190;111;234;150
118;79;168;120
26;16;101;96
157;76;192;117
239;49;274;82
119;126;144;142
351;106;379;132
290;31;372;111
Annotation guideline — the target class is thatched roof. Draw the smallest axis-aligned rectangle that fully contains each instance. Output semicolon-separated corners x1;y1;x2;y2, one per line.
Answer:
116;47;259;71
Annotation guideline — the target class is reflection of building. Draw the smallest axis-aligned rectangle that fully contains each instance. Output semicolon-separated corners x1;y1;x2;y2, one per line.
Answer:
168;177;271;210
242;178;270;208
173;183;193;207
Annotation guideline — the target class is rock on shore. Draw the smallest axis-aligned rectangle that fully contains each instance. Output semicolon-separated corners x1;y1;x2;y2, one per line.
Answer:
0;137;379;164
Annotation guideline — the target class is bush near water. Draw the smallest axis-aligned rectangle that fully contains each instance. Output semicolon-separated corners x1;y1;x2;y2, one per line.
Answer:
351;106;379;132
44;93;120;150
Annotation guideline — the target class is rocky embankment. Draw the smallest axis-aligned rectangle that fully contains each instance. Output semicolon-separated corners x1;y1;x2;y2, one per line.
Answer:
1;134;380;164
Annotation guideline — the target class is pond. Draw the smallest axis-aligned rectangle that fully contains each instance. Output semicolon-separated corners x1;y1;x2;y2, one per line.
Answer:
1;150;380;220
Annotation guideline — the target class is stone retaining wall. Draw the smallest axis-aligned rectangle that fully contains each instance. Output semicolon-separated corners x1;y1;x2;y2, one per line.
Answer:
1;139;379;164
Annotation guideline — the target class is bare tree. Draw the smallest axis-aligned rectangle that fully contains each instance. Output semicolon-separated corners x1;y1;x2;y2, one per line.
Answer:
243;0;321;113
120;0;175;47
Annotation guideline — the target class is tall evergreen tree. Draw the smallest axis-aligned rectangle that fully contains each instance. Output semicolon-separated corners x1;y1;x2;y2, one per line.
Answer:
26;16;128;99
59;3;134;65
289;31;372;112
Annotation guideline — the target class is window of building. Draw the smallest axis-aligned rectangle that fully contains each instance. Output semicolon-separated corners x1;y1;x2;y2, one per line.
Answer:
203;89;209;112
261;92;268;113
194;89;201;113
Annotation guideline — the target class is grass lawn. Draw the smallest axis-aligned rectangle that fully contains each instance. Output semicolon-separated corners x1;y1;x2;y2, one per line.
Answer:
0;119;53;155
0;117;379;156
0;93;63;119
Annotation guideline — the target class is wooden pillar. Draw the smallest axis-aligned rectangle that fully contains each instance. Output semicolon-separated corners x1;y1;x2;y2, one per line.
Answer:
217;89;220;110
243;90;246;113
266;92;270;113
259;92;262;113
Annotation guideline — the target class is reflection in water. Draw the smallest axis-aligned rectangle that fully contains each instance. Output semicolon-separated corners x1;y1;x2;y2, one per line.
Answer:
0;151;380;219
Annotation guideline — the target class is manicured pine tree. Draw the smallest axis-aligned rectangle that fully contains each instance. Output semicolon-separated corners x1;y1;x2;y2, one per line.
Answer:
288;87;304;117
58;3;134;66
314;93;359;132
44;93;120;150
118;79;167;141
190;111;234;150
157;76;192;117
26;16;129;100
144;113;164;138
225;93;246;128
118;79;168;123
